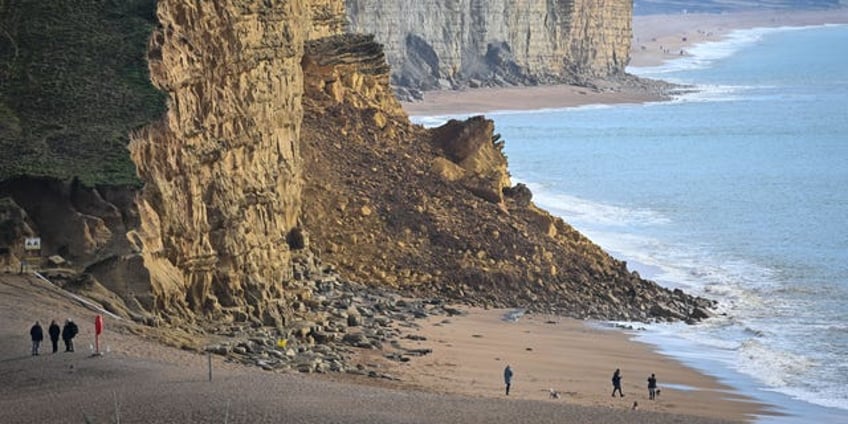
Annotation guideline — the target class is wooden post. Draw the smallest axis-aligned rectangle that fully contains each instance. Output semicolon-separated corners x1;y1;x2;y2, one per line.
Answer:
207;352;212;381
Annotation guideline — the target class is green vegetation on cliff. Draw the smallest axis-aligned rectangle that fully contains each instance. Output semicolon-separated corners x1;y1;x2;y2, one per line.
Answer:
0;0;163;186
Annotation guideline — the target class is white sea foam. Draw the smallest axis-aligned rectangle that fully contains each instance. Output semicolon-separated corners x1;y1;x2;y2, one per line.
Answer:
526;182;671;229
410;115;459;127
629;26;812;77
737;340;817;387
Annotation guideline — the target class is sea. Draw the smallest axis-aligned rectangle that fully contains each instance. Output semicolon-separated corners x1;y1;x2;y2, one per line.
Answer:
413;24;848;423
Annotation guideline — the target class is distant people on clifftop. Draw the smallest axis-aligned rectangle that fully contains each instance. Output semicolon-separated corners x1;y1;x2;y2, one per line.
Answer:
504;365;513;395
648;373;658;400
61;319;78;352
611;368;624;397
29;321;43;356
48;320;61;353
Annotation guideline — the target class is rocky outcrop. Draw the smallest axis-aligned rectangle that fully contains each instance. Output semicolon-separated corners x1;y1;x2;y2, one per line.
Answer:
302;33;402;117
430;117;510;205
345;0;633;97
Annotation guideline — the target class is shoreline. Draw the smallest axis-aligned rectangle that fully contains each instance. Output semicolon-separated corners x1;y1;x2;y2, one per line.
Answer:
401;8;848;118
381;308;773;423
398;8;848;423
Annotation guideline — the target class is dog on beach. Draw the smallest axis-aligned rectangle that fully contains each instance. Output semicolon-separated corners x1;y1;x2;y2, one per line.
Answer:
548;388;561;399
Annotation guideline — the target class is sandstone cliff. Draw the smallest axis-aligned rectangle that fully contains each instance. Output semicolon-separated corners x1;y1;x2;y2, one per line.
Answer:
125;0;354;326
345;0;633;97
1;0;710;330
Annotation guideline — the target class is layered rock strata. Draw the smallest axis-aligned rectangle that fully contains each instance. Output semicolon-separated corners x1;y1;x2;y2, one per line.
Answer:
128;0;324;325
345;0;633;96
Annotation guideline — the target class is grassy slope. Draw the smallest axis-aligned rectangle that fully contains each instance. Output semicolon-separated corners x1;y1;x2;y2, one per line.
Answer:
0;0;163;186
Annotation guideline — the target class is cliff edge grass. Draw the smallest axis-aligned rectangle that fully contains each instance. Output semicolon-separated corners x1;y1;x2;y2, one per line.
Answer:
0;0;165;186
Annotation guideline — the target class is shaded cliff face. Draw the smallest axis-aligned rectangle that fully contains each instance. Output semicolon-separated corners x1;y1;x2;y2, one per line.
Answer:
345;0;632;94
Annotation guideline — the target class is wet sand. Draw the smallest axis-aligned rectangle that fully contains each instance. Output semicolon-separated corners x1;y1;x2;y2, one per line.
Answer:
385;308;772;422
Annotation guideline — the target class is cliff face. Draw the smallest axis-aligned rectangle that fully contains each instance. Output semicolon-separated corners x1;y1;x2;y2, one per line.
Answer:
345;0;632;94
127;0;344;326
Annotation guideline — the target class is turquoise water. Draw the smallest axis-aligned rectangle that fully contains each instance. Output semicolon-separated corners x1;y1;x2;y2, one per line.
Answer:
414;24;848;422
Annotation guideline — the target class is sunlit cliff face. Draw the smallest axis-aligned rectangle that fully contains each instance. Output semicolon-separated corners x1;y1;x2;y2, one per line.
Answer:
128;0;345;325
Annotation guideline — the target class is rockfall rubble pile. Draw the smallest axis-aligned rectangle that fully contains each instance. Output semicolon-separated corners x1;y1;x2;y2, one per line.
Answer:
203;252;456;378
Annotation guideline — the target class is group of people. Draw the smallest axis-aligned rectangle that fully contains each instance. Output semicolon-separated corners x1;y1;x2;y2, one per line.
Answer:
611;369;659;400
501;365;660;402
29;319;78;355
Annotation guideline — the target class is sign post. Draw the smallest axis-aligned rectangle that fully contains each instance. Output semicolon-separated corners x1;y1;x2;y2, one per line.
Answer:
23;237;41;273
24;237;41;251
94;314;103;356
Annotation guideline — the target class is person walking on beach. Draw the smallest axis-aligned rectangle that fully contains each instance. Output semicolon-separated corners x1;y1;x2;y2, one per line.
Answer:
48;320;61;353
504;365;513;396
30;321;43;356
648;373;658;400
61;319;78;352
611;368;624;397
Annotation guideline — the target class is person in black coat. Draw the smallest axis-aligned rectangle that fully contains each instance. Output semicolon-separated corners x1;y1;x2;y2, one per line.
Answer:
61;319;78;352
30;321;44;356
48;320;61;353
611;368;624;397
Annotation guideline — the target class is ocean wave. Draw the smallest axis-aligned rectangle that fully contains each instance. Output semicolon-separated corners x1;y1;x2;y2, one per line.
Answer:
526;183;671;229
409;115;459;127
666;83;765;104
737;340;817;387
771;386;848;412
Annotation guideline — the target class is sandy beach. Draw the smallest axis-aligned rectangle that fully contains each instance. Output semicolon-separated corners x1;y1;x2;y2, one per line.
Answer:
1;273;763;423
402;8;848;117
388;308;772;422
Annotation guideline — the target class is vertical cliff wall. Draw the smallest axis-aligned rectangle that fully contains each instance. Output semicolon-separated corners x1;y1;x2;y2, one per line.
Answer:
128;0;343;325
345;0;632;94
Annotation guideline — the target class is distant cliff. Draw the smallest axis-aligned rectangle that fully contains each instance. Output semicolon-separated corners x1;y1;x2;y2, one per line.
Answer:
345;0;633;98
